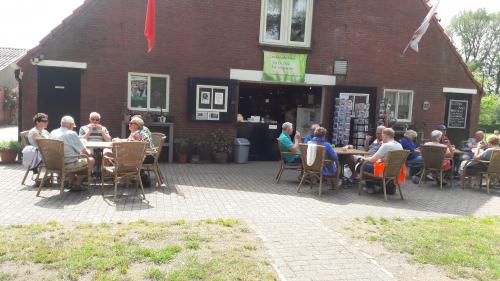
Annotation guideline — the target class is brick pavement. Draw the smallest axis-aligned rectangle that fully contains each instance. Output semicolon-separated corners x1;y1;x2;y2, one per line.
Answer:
1;161;499;280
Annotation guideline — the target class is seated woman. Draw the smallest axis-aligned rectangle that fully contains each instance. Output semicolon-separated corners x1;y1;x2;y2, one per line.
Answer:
423;130;454;184
308;127;339;188
400;129;423;183
127;116;154;164
23;113;50;175
28;113;50;147
460;135;500;183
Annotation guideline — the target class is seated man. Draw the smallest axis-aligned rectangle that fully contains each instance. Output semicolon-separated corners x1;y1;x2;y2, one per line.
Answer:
303;123;320;144
437;124;451;145
308;127;339;188
79;112;112;142
460;135;500;182
360;128;403;194
278;122;301;163
462;131;487;160
50;116;95;189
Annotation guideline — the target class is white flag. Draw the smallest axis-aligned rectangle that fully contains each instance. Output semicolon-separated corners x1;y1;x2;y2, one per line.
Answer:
408;0;440;52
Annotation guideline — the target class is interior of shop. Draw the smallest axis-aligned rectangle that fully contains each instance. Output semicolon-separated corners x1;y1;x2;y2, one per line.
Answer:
238;83;322;126
236;83;323;161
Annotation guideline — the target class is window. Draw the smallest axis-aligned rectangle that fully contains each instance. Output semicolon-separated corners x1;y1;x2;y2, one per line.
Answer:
128;72;169;112
383;89;414;122
260;0;314;48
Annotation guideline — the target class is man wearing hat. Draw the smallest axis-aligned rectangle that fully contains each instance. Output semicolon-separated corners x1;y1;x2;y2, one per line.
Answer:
50;115;95;189
437;124;451;145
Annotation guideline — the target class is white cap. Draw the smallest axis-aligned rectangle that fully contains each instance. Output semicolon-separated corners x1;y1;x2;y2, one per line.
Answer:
61;115;76;127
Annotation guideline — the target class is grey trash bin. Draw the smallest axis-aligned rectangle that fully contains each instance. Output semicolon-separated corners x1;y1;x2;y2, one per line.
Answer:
233;138;250;163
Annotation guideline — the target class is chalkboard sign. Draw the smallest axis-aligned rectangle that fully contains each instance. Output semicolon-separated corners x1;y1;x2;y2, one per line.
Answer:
447;99;468;129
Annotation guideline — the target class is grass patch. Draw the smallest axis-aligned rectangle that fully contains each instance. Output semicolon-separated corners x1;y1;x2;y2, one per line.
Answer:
185;241;200;250
0;273;17;281
365;216;377;225
215;218;239;227
145;267;165;280
358;216;500;281
0;220;276;281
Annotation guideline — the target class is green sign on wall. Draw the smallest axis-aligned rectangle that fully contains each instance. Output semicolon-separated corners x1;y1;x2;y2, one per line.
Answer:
263;51;307;83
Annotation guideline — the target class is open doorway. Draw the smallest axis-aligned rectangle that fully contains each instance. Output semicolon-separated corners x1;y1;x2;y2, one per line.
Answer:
236;83;323;161
37;67;81;131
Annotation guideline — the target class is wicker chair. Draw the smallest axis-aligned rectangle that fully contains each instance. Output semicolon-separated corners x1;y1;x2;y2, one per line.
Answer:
482;150;500;194
358;150;410;201
297;144;326;196
36;139;92;196
101;141;147;200
143;132;166;187
463;149;500;193
418;145;452;189
275;138;301;183
20;130;39;185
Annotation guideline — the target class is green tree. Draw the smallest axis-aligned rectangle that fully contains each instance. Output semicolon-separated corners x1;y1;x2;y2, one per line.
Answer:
447;9;500;95
478;94;500;126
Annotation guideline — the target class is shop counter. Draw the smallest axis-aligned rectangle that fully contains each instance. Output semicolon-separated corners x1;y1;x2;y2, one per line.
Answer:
236;122;281;161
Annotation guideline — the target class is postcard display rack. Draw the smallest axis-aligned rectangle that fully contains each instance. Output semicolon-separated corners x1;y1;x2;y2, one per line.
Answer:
352;103;370;150
332;98;352;146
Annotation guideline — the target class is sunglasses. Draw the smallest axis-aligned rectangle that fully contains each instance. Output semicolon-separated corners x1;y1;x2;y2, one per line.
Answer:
91;118;100;121
39;120;48;123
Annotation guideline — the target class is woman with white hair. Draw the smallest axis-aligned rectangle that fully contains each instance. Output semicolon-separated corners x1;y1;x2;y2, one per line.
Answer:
401;130;421;162
423;130;454;184
401;130;423;183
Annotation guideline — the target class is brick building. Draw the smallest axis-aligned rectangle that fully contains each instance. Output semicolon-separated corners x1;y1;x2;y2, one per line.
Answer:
17;0;482;160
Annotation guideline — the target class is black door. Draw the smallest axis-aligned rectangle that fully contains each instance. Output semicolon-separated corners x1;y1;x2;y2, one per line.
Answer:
444;93;472;146
37;67;81;131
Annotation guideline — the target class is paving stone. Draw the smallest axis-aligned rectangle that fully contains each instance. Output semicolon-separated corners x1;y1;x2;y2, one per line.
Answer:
1;141;499;281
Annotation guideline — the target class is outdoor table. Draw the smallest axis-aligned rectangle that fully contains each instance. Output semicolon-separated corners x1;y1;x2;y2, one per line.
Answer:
333;148;370;182
84;141;112;179
334;148;370;155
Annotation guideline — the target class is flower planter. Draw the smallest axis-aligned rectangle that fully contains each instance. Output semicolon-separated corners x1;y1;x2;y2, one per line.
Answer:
0;151;17;163
177;153;188;164
213;152;227;164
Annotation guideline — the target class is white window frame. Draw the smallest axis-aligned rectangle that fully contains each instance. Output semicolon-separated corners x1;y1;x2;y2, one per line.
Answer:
195;85;229;113
127;72;170;112
383;89;414;123
259;0;314;48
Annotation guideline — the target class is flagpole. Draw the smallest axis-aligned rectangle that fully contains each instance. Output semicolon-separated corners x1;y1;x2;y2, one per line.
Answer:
400;42;411;58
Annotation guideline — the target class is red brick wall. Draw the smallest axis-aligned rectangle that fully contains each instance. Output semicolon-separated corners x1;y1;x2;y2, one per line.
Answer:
19;0;480;139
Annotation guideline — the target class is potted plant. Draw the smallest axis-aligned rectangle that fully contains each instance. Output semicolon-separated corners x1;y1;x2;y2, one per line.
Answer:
158;108;167;123
174;138;189;163
0;141;23;163
208;129;231;163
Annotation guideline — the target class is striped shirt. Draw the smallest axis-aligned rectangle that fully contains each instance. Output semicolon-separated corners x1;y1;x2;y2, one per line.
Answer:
79;124;110;142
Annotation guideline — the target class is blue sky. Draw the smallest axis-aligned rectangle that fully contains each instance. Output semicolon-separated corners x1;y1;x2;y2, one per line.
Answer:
1;0;499;49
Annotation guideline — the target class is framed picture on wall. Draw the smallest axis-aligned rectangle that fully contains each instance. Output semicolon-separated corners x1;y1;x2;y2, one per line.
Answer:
195;85;228;112
208;112;220;120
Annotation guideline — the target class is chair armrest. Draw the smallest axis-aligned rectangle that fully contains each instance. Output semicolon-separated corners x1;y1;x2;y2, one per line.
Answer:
102;155;116;166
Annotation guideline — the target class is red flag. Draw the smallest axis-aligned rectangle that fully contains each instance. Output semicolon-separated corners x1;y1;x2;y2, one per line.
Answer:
144;0;155;53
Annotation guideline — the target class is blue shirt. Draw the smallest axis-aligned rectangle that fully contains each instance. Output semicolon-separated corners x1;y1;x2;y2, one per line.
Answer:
303;134;314;144
310;137;339;176
400;137;418;161
278;131;300;163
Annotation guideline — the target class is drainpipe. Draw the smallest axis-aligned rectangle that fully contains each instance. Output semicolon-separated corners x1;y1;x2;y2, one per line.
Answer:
14;68;22;142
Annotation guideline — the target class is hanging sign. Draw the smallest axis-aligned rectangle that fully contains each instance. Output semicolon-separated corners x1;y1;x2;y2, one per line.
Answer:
263;51;307;83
